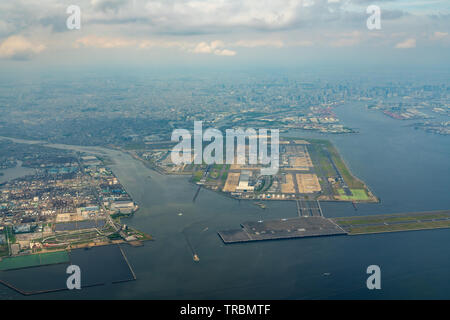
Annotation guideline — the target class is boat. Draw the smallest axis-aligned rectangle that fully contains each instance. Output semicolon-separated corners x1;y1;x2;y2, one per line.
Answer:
254;202;266;209
193;254;200;262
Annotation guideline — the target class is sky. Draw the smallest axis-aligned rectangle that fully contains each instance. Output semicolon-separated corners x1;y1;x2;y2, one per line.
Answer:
0;0;449;70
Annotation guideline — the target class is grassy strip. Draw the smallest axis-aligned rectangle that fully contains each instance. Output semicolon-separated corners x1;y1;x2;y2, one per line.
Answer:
327;144;364;189
308;143;335;177
335;213;450;226
348;220;450;234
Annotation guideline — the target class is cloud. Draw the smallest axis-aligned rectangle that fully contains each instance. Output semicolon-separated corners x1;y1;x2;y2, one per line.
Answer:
431;31;448;40
233;39;284;48
77;0;390;35
73;36;237;55
0;1;447;39
191;41;236;56
91;0;129;13
0;20;15;35
192;41;216;54
215;49;236;56
395;38;416;49
382;9;408;20
0;0;448;62
330;31;362;47
429;31;450;45
82;0;305;33
0;35;45;60
138;40;188;50
330;38;359;47
75;35;136;48
287;39;314;47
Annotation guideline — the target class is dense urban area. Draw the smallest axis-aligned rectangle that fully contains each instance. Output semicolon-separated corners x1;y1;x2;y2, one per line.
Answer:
0;74;448;150
0;139;150;264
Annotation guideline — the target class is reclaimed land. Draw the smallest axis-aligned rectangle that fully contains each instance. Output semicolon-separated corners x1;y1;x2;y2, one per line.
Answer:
332;210;450;235
0;250;69;271
218;217;348;244
219;210;450;243
306;138;378;202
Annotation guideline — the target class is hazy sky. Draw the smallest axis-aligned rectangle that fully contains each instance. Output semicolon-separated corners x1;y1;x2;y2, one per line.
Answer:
0;0;449;70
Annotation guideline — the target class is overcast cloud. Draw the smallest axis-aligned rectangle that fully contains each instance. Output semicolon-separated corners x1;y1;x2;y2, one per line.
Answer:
0;0;448;62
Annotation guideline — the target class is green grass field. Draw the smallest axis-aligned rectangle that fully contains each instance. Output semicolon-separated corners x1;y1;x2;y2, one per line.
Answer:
192;171;203;182
0;251;69;271
337;189;370;201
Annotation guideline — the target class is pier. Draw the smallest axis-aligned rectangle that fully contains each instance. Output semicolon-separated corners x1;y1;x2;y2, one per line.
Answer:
218;216;348;244
119;245;136;280
192;185;201;202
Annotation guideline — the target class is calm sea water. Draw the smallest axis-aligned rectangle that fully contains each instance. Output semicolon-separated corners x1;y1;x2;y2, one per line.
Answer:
0;102;449;299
